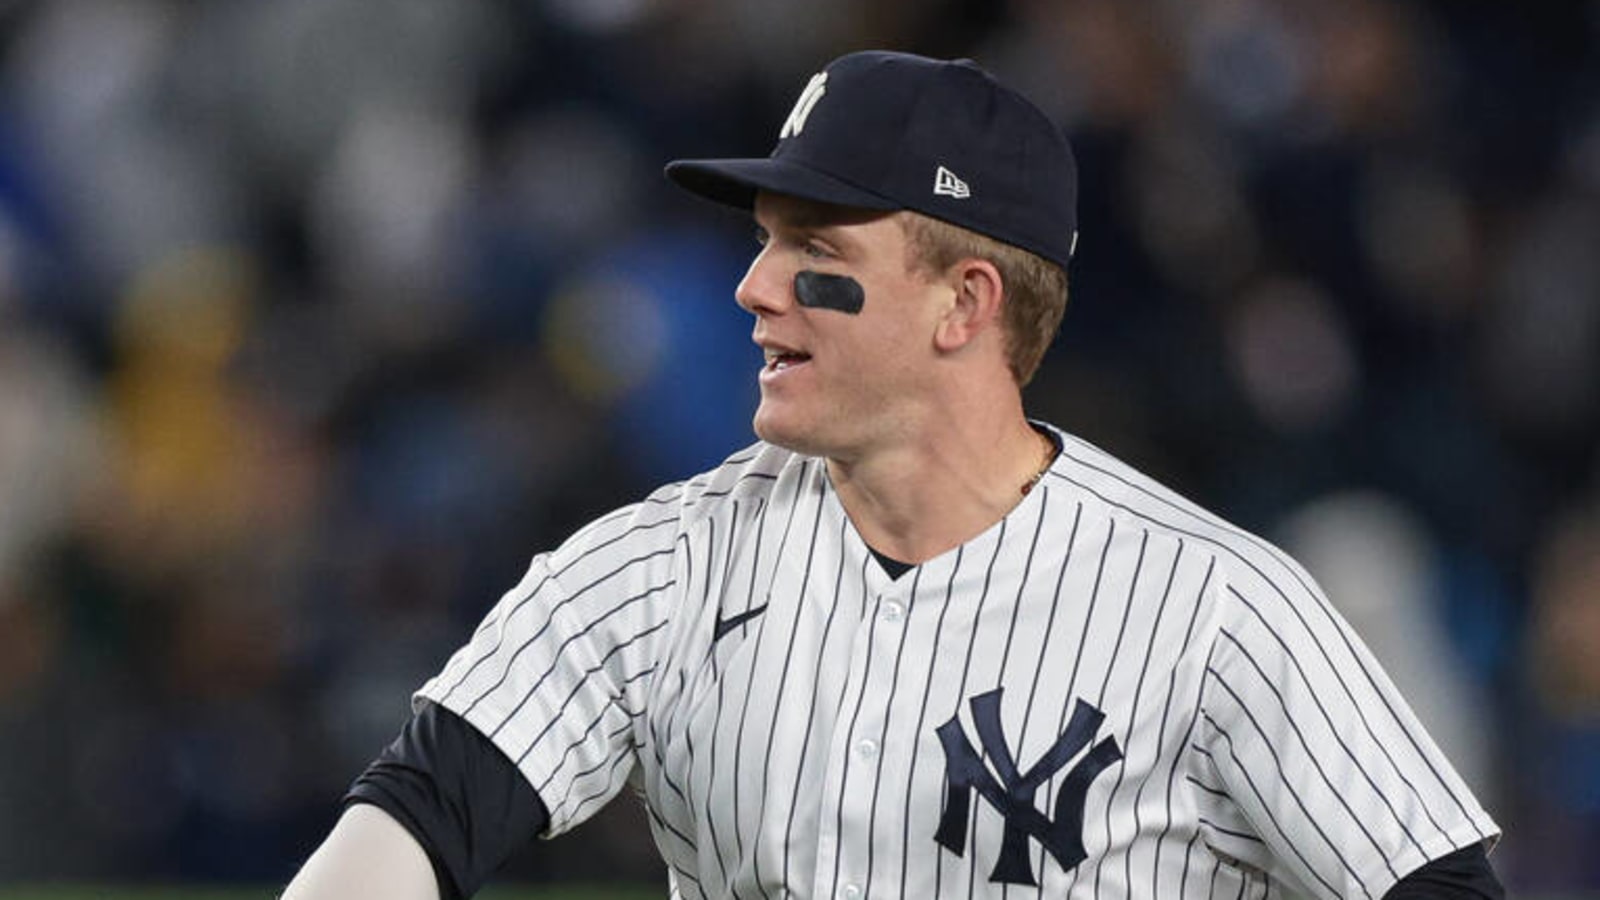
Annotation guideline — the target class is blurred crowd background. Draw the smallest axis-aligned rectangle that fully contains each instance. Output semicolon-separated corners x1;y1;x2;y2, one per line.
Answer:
0;0;1595;893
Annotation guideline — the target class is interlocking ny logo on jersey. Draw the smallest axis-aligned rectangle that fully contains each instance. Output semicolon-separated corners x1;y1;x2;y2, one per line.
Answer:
935;688;1123;885
779;72;827;139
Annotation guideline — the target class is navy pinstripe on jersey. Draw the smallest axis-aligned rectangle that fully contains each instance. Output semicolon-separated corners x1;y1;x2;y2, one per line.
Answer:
415;423;1497;899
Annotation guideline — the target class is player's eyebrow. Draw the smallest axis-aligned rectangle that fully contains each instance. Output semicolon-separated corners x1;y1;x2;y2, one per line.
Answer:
754;196;886;257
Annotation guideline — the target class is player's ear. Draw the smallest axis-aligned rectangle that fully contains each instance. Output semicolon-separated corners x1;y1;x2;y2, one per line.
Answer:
933;258;1004;353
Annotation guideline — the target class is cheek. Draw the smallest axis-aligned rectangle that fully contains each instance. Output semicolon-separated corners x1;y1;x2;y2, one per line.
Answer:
832;309;929;389
808;269;937;378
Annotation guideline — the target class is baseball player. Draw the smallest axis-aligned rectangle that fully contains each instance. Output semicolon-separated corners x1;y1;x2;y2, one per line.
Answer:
284;51;1503;899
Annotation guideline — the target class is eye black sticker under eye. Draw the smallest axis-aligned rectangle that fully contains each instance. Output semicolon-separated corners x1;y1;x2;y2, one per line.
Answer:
793;270;865;314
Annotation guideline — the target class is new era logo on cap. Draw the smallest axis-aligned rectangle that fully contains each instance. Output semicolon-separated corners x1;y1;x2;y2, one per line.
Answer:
665;51;1079;269
934;165;970;199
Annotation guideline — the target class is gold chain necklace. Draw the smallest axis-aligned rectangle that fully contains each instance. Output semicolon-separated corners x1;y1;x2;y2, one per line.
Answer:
1020;432;1057;497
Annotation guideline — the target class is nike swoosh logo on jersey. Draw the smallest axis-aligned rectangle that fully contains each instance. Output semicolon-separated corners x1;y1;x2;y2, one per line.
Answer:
712;603;769;643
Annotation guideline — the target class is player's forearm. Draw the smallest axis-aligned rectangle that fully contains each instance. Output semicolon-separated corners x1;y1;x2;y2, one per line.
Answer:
281;803;441;900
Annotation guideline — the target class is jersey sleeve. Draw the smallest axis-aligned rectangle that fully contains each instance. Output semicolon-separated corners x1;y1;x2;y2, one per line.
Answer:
1191;558;1499;900
345;700;552;899
414;503;682;836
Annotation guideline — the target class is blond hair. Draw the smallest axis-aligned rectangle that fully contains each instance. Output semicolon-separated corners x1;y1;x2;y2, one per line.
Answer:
898;213;1069;386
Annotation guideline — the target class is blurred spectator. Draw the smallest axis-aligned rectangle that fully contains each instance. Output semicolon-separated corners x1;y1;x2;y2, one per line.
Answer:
1509;505;1600;890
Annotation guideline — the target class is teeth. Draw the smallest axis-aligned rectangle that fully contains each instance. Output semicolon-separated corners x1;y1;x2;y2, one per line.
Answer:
764;349;807;368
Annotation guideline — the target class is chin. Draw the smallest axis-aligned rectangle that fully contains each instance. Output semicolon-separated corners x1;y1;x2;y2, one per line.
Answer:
752;406;827;456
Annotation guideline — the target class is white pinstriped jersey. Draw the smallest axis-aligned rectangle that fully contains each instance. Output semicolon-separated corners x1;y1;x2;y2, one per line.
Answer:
415;423;1497;899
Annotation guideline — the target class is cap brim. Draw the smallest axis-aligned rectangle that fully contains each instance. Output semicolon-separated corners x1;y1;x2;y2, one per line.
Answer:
665;157;902;213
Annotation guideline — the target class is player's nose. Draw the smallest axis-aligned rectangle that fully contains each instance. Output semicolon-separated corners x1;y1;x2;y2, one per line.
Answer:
734;248;793;317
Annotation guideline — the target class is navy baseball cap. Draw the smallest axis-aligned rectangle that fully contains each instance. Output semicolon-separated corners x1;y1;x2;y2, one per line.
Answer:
666;50;1079;270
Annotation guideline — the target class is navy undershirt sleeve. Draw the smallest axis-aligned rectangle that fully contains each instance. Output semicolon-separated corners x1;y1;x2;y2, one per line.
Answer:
345;700;550;900
1382;843;1504;900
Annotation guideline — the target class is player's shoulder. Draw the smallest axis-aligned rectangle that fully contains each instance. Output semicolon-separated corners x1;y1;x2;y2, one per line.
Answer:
1038;422;1326;613
669;440;807;514
551;441;808;568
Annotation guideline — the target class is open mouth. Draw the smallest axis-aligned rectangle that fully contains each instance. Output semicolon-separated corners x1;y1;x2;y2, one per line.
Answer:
764;351;812;372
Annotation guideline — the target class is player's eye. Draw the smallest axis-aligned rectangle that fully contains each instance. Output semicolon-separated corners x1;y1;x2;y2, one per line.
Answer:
753;226;770;248
802;240;833;260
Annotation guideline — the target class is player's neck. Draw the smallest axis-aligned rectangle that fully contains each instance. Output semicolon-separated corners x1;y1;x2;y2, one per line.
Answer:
826;410;1053;566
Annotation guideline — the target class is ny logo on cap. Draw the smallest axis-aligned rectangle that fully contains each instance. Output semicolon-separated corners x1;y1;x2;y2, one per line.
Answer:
934;165;970;199
780;72;828;139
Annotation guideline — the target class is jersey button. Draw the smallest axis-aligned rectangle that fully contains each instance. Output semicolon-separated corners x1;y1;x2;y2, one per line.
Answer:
841;884;862;900
881;601;904;623
856;738;879;759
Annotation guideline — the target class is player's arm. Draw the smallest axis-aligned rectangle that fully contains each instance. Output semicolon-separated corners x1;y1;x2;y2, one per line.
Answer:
1195;572;1501;898
283;701;551;900
280;803;440;900
1382;843;1504;899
